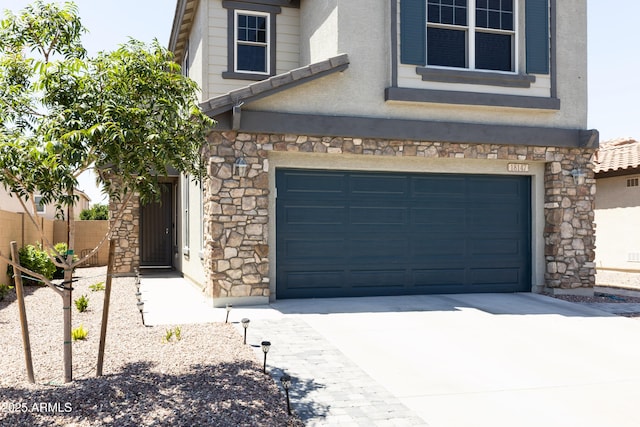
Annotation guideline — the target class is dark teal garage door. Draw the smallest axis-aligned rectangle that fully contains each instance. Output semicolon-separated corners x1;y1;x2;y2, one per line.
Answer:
276;169;531;299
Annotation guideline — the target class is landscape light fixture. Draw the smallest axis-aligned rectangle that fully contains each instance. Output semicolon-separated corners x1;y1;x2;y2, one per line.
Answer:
570;168;586;185
261;341;271;374
241;318;250;344
233;157;248;177
225;304;232;323
280;374;292;415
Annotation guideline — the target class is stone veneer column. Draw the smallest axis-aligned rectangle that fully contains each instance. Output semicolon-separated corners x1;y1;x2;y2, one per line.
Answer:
108;194;140;275
201;131;597;298
543;149;597;291
202;131;270;299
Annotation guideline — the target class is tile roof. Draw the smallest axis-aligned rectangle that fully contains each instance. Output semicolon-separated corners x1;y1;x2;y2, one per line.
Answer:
594;137;640;173
199;54;350;118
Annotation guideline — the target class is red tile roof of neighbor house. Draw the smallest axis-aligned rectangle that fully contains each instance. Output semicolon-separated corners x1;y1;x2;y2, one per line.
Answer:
594;137;640;173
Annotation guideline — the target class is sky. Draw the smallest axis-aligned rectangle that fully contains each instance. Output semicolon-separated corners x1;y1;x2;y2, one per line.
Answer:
2;0;639;202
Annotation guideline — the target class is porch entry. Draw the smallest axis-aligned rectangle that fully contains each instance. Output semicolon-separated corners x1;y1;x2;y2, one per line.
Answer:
140;182;174;268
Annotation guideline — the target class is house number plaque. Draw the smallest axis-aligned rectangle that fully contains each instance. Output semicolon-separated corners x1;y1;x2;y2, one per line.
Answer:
507;163;529;172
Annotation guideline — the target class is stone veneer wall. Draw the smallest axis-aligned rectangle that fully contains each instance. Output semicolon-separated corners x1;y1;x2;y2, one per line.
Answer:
201;131;597;299
109;194;140;275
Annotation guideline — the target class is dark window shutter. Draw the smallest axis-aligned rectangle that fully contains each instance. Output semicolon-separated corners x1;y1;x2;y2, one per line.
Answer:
525;0;549;74
400;0;426;65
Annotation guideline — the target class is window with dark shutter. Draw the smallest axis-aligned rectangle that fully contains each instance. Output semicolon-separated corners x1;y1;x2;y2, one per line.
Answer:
400;0;550;76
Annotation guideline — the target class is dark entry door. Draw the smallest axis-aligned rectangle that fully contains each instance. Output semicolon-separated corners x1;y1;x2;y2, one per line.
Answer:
276;169;531;299
141;183;173;267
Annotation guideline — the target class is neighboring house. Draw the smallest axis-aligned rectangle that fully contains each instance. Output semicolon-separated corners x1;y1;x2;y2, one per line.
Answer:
0;187;90;221
112;0;597;305
593;138;640;272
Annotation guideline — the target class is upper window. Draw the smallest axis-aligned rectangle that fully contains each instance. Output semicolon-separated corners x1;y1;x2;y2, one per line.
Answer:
34;195;45;214
427;0;515;72
400;0;550;76
235;11;270;74
222;1;283;81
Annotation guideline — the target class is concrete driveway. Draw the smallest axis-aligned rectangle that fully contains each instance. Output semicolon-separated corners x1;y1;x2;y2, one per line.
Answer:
140;278;640;426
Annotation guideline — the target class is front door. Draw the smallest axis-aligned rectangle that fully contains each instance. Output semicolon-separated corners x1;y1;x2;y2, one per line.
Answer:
140;183;173;267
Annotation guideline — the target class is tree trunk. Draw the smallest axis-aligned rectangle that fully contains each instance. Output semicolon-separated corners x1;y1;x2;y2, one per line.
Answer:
63;201;76;383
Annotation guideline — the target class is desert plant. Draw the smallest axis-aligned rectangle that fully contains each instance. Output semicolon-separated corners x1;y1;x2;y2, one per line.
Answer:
0;283;14;301
162;327;183;343
162;328;174;344
89;282;105;292
74;295;89;313
72;325;88;341
6;244;56;286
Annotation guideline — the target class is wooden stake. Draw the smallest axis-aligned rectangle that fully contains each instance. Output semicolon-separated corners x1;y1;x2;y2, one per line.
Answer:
10;241;35;383
96;239;116;376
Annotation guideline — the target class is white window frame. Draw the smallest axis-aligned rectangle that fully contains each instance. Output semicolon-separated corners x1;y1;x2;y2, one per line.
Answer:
234;10;270;75
34;195;45;214
182;39;190;77
426;0;519;74
182;176;190;256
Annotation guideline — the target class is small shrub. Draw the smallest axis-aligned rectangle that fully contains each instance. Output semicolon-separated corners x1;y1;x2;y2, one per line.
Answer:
162;327;182;343
79;204;109;220
89;282;105;292
74;294;89;313
72;325;88;341
6;244;56;286
0;283;14;301
161;328;174;344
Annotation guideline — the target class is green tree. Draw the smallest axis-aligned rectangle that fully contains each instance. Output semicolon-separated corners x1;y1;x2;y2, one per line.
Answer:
79;204;109;220
0;1;214;382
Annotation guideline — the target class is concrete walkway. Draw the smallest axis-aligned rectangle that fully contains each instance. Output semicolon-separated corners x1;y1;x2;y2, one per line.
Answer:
139;274;640;427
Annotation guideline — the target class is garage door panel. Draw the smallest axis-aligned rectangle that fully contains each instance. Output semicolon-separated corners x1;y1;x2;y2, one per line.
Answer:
350;270;406;288
413;238;466;257
414;269;466;286
468;177;523;197
350;175;408;197
412;207;466;227
469;268;522;286
279;171;347;198
350;206;407;226
283;238;347;262
284;205;346;225
276;169;531;298
469;238;523;256
412;176;466;197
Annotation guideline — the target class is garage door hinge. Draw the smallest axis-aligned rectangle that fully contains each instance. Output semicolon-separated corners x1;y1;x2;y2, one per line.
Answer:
274;188;277;198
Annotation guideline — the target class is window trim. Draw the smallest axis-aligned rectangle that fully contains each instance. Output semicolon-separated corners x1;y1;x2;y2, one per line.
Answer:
222;1;280;81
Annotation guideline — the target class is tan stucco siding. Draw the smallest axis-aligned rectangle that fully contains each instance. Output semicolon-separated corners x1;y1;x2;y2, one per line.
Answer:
595;175;640;271
248;0;587;131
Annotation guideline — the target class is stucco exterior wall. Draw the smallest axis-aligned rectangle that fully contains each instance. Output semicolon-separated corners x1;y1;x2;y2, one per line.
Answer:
180;176;207;287
248;0;587;131
595;175;640;271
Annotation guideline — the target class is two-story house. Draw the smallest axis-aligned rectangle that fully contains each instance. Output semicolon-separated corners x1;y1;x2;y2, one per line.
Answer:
113;0;597;306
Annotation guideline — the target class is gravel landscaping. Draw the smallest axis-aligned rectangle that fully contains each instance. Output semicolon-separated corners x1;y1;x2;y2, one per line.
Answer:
0;267;303;426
